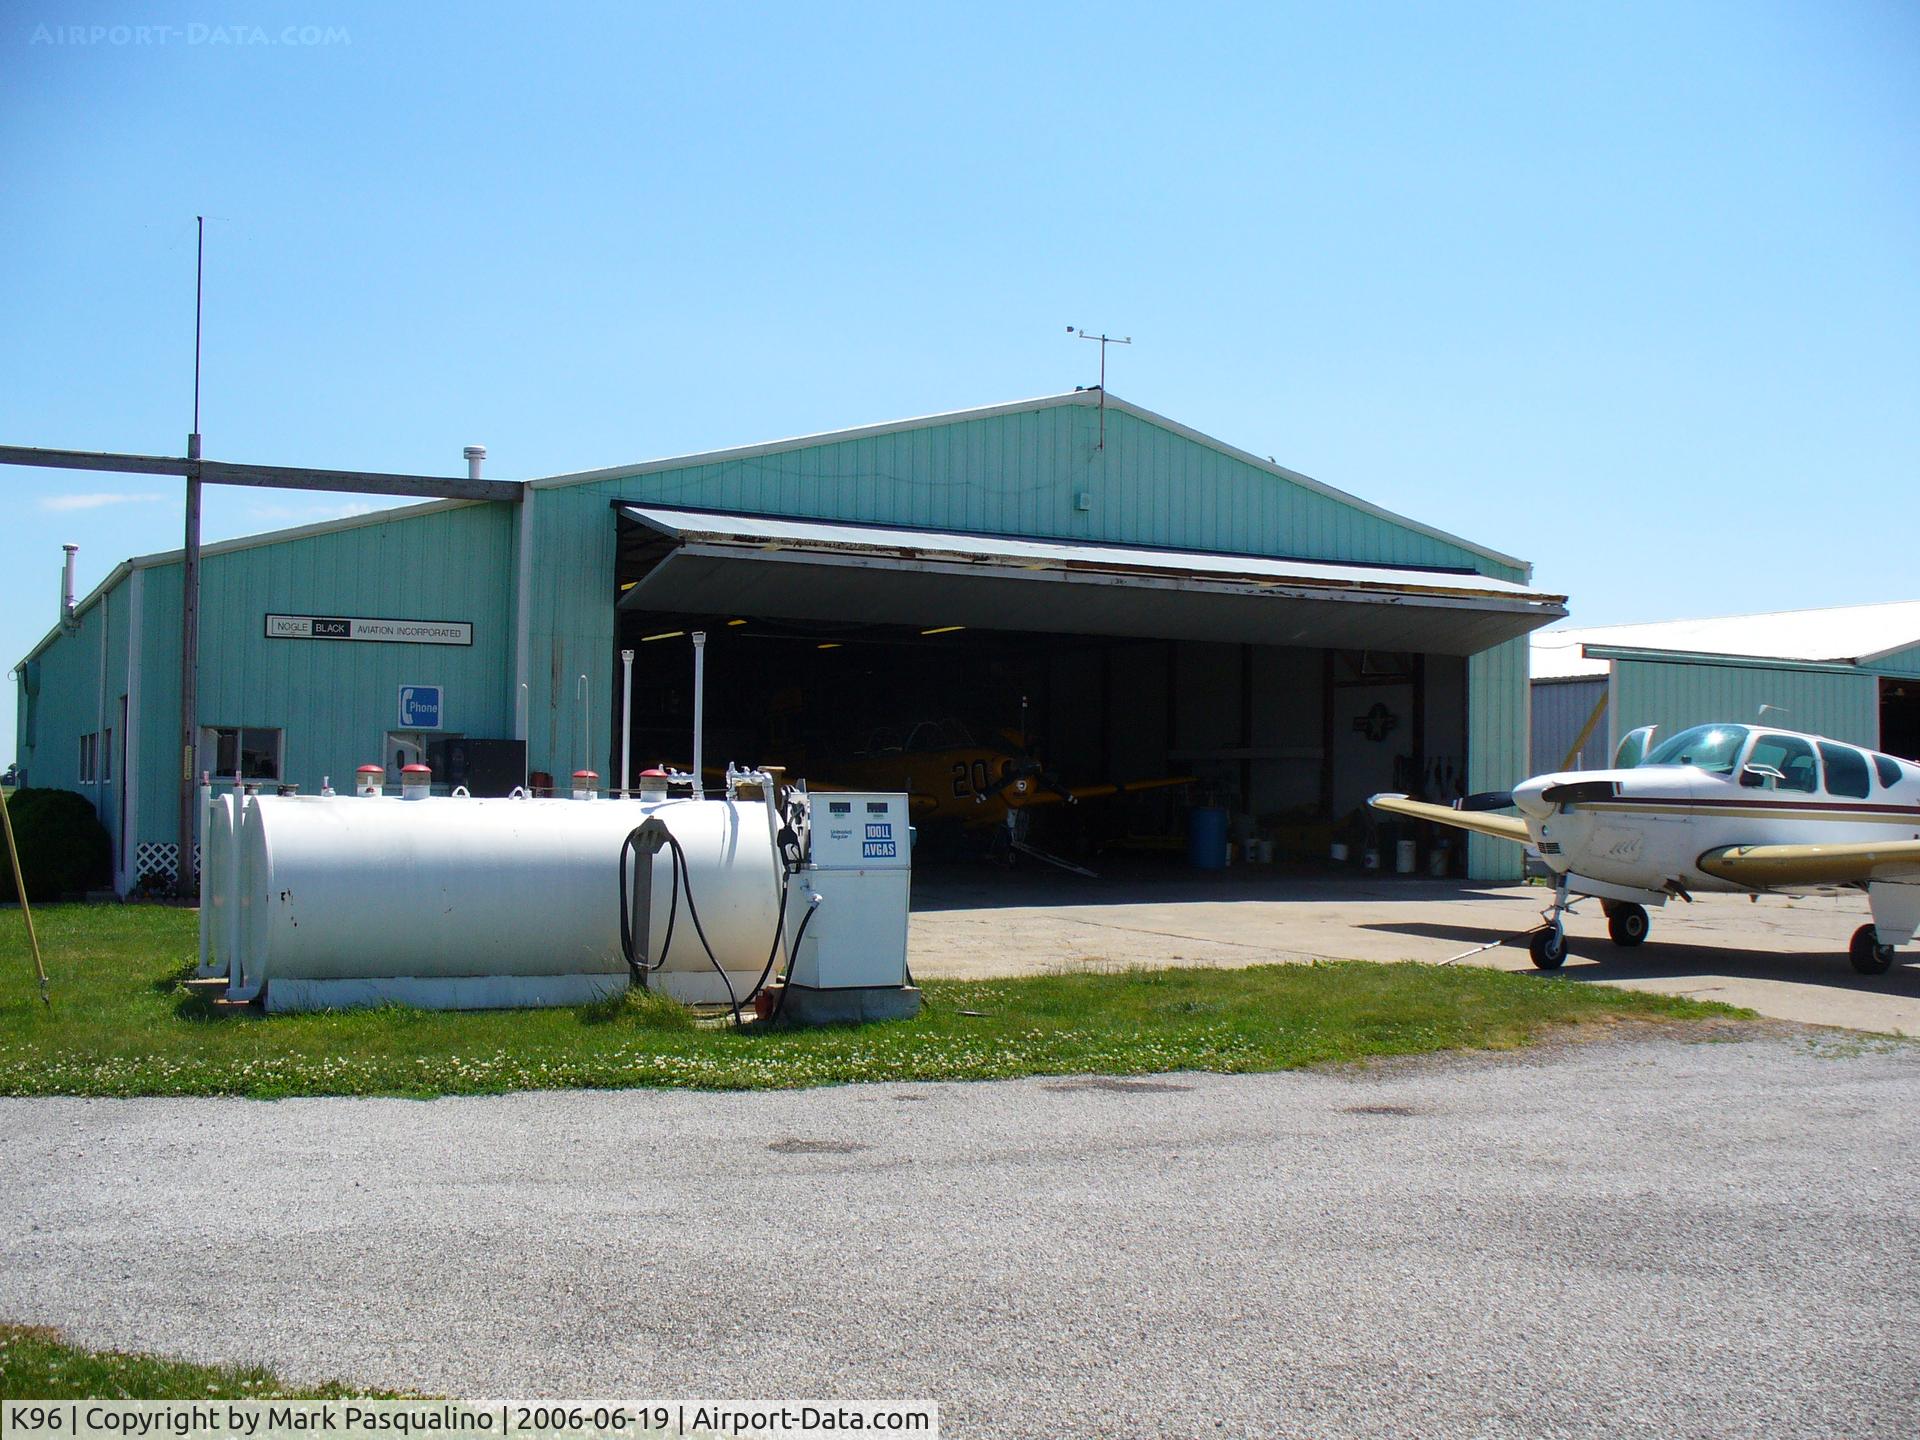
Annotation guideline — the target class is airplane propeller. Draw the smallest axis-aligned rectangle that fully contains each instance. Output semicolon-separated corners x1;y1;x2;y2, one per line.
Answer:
1456;779;1617;817
975;748;1082;806
1540;780;1618;806
1455;790;1516;812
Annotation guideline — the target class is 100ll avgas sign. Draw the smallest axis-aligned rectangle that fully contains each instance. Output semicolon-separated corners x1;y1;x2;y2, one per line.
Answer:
265;613;473;645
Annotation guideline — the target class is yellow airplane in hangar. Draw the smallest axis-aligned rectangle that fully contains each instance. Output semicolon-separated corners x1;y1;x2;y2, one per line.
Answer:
810;717;1195;869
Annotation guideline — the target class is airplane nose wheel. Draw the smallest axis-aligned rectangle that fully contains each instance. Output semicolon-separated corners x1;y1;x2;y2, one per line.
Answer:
1849;924;1896;976
1529;879;1572;970
1529;926;1568;969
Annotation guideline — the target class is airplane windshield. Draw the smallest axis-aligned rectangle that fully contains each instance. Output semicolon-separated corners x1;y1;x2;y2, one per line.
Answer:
1641;724;1749;774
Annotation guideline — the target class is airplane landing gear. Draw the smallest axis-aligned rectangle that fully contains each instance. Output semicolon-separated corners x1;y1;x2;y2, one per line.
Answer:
1604;901;1650;948
1529;879;1571;970
1528;927;1568;969
1849;924;1896;976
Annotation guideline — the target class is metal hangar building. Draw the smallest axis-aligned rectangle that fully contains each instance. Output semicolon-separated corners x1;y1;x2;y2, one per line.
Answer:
15;390;1566;891
1530;601;1920;774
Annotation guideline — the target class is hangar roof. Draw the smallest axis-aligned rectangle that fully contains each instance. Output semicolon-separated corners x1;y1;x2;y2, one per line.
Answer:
1531;600;1920;680
619;504;1566;655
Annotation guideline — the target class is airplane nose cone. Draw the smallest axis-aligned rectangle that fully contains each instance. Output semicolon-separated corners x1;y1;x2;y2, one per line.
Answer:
1512;776;1557;819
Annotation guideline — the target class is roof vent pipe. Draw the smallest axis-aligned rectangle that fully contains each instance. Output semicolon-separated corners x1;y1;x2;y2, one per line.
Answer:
463;445;487;481
60;544;78;624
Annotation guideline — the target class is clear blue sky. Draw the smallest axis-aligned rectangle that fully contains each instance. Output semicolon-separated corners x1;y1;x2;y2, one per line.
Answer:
5;1;1916;767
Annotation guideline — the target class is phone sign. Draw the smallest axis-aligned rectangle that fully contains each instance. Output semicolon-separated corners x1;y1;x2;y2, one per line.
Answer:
398;685;443;729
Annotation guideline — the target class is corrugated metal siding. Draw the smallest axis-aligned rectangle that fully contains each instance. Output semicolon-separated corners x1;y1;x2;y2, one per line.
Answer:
130;503;517;855
1530;678;1610;773
572;403;1520;573
1466;636;1528;881
1609;658;1878;751
1864;644;1920;678
14;574;131;865
17;583;121;817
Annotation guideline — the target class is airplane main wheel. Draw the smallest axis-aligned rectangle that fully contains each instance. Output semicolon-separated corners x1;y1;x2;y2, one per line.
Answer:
1849;924;1896;977
1529;927;1568;970
1607;903;1650;948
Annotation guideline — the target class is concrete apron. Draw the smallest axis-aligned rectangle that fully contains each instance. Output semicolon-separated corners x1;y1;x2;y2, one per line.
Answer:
906;872;1920;1036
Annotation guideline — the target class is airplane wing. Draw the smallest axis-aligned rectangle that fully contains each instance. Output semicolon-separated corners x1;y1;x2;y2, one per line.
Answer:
1696;839;1920;888
1367;793;1532;845
1056;775;1197;804
993;775;1198;811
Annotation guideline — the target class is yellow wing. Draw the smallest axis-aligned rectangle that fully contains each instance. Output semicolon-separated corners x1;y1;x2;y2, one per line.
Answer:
1056;775;1197;804
1696;840;1920;888
1367;794;1532;845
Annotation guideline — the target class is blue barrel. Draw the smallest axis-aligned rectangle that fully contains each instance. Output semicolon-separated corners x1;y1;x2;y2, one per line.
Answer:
1187;806;1229;870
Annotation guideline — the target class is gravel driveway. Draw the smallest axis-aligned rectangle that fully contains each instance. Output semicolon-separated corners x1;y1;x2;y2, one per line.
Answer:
2;1026;1916;1439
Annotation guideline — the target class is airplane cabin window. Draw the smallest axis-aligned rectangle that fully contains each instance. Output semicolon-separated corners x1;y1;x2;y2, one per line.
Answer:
1818;742;1871;800
1643;724;1748;774
1747;733;1818;793
1873;753;1904;789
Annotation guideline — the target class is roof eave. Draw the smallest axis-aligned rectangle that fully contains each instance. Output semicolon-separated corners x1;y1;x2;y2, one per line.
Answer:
14;559;133;670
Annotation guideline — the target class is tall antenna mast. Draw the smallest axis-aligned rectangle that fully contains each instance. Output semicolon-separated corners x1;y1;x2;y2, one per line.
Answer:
193;216;204;439
177;217;205;894
1067;326;1131;449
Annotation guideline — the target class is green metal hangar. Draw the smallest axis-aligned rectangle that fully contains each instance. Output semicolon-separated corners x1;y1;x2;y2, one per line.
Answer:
1530;601;1920;773
15;390;1565;893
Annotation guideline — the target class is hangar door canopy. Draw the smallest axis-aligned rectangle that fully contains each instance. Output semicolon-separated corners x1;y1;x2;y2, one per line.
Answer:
616;506;1566;654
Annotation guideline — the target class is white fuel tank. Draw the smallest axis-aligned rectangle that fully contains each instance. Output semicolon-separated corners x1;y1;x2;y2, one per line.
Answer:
198;791;240;980
225;794;781;1012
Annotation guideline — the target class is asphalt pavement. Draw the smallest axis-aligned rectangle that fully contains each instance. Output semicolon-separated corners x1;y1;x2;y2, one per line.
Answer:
2;1026;1916;1438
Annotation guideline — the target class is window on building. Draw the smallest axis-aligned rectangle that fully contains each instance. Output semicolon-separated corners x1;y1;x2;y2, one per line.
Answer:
202;726;284;782
1818;743;1870;800
1873;753;1905;789
101;727;112;783
1745;733;1818;793
78;731;96;783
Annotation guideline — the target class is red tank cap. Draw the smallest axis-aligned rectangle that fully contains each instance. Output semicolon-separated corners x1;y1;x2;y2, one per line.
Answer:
401;764;432;775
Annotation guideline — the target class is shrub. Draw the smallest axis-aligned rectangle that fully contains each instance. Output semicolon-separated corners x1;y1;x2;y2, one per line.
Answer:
0;789;112;902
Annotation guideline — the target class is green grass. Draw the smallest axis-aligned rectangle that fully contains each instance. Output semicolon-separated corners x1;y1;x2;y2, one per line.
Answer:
0;904;1744;1099
0;1323;394;1399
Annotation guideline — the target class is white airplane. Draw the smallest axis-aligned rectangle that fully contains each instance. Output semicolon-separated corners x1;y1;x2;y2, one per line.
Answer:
1370;721;1920;975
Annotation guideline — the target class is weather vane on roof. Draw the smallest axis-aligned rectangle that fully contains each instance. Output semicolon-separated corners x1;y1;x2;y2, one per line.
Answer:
1067;326;1131;450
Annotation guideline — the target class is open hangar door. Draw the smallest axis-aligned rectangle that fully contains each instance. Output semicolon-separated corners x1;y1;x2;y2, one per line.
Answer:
1883;676;1920;762
608;506;1557;873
